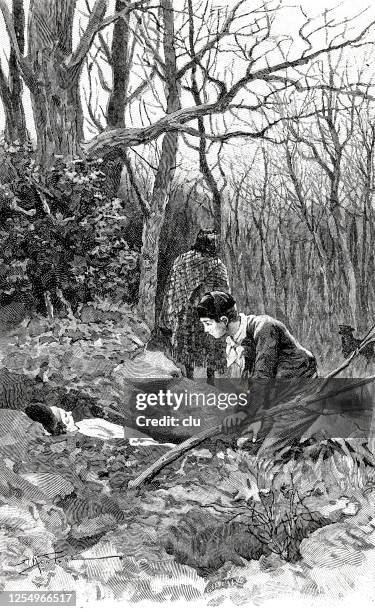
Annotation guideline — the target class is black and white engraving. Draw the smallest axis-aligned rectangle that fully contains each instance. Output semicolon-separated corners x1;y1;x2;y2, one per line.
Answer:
0;0;375;608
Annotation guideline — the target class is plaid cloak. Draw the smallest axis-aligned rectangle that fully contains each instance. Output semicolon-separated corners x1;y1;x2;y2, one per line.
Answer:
159;250;230;371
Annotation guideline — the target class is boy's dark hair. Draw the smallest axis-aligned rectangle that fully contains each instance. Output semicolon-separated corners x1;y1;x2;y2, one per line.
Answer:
196;291;237;322
25;403;66;436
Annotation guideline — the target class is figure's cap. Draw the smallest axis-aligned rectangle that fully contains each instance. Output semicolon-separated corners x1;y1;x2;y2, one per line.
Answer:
338;324;355;333
193;229;219;255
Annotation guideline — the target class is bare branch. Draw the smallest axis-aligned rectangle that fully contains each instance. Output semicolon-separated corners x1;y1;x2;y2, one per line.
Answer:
161;111;315;142
98;0;158;31
261;73;375;102
177;0;248;79
83;74;106;132
96;61;112;92
67;0;107;73
87;4;375;157
97;31;112;64
248;18;375;84
124;65;158;105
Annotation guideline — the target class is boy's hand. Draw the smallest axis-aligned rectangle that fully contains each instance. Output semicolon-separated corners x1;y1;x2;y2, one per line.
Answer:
221;411;247;434
242;419;262;442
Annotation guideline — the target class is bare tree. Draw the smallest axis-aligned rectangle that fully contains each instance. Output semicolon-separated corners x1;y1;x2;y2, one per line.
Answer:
2;0;374;331
0;0;151;168
87;3;375;157
137;0;181;325
343;104;375;327
183;0;224;231
282;55;370;327
0;0;27;143
84;1;375;328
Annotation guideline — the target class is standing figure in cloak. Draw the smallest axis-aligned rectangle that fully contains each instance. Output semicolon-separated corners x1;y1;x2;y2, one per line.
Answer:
159;229;230;381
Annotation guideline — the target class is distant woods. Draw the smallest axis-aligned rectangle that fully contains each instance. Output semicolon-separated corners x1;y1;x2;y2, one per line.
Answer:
0;0;374;357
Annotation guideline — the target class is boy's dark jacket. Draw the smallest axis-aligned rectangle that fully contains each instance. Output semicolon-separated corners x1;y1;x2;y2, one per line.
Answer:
236;315;317;421
240;314;317;379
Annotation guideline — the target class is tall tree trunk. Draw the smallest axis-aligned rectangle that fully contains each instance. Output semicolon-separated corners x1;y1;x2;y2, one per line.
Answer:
0;0;27;143
312;229;331;314
324;87;358;327
137;0;180;328
334;218;358;327
284;144;332;315
187;0;221;232
290;240;308;320
361;197;369;328
277;232;290;324
360;125;375;327
264;239;281;320
107;0;130;128
249;214;267;312
30;80;83;169
27;0;92;169
102;0;131;197
258;244;267;312
329;167;358;327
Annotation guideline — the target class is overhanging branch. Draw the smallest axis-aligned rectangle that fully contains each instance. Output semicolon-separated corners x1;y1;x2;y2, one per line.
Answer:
85;8;375;156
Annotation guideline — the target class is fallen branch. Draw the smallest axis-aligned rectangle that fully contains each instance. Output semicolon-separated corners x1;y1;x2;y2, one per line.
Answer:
128;326;375;489
128;425;220;488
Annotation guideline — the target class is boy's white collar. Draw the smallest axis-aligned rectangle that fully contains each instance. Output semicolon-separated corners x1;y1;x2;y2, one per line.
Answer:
231;312;247;344
226;313;247;370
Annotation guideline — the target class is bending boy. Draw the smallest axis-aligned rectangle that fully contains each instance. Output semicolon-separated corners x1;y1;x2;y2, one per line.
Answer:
196;291;318;438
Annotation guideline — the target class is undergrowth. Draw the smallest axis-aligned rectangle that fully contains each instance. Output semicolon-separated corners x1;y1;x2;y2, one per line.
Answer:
162;443;375;575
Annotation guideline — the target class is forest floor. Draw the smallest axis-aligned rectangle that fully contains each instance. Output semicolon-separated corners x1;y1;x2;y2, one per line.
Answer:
0;303;375;607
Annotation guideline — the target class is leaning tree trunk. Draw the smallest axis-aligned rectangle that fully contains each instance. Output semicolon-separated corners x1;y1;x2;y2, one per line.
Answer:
137;133;179;328
137;0;180;329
